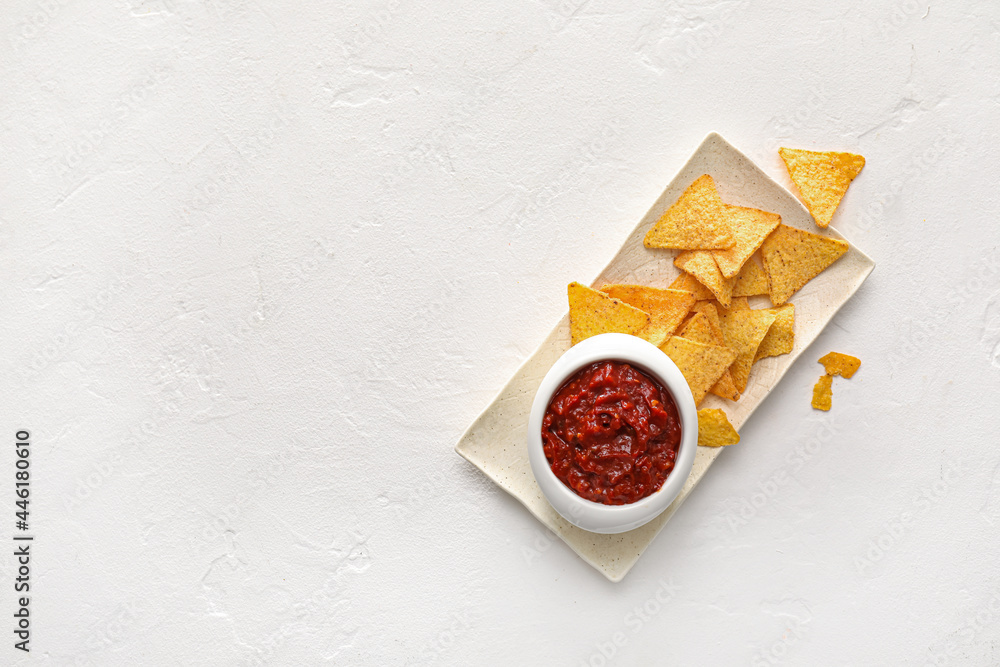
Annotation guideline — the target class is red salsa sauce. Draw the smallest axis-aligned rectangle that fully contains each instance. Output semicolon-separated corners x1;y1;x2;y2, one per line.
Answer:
542;360;681;505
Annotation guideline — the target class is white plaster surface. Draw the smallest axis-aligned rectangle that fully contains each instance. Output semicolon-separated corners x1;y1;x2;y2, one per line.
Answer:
1;1;998;665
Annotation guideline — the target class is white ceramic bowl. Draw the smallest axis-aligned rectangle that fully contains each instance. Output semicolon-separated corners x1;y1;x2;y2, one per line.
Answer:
526;333;698;534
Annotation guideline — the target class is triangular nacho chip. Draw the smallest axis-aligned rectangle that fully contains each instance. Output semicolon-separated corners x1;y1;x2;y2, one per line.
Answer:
600;284;695;348
678;311;715;342
710;205;781;278
691;301;725;343
732;255;769;298
713;296;749;317
760;224;849;305
669;272;715;301
659;336;736;406
818;351;860;378
678;312;740;401
644;175;735;250
568;282;650;345
812;374;833;411
697;409;740;447
718;307;778;393
779;147;865;228
754;303;795;362
674;250;736;307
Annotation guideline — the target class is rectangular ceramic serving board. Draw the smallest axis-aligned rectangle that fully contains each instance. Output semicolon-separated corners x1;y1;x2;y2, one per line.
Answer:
455;133;875;582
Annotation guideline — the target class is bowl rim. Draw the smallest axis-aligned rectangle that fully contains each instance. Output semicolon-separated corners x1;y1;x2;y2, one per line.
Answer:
526;333;698;534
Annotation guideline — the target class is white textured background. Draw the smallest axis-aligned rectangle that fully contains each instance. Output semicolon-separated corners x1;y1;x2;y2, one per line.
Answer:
2;1;999;665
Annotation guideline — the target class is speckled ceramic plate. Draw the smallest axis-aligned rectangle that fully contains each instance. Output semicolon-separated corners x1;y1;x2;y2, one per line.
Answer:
455;133;875;582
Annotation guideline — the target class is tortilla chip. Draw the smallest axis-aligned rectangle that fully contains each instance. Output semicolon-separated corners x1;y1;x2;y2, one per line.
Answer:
718;308;778;393
697;409;740;447
669;272;715;301
678;311;710;338
754;303;795;362
779;147;865;228
567;282;650;345
644;175;735;250
812;374;832;411
674;250;735;307
691;302;724;342
678;313;740;401
600;284;695;348
818;351;861;378
714;296;749;317
710;205;781;278
659;336;736;406
732;255;769;298
760;224;849;305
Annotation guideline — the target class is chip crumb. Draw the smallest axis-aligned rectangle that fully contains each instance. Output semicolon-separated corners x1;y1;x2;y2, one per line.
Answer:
812;374;833;411
819;351;861;378
697;409;740;447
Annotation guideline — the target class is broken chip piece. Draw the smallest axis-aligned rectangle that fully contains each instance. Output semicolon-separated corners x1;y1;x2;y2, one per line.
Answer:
600;284;695;348
659;335;736;406
812;374;833;411
760;224;849;305
644;175;735;250
779;147;865;228
818;351;861;378
697;409;740;447
567;282;650;345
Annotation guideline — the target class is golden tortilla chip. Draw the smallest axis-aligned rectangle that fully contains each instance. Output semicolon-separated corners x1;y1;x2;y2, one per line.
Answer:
760;224;849;305
644;175;735;250
659;336;736;406
812;374;832;411
669;272;715;301
674;250;735;307
818;351;861;378
710;205;781;278
779;148;865;228
678;312;740;401
754;303;795;362
691;302;724;342
600;284;695;348
718;307;778;393
732;255;769;298
697;409;740;447
678;312;711;339
714;296;749;317
568;282;650;345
